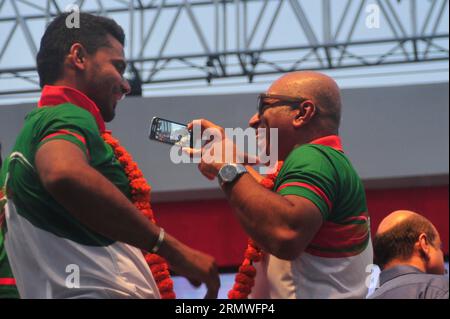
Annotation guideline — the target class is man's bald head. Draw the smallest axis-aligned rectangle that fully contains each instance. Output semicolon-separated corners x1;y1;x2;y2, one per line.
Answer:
268;71;342;133
374;210;439;269
377;210;427;234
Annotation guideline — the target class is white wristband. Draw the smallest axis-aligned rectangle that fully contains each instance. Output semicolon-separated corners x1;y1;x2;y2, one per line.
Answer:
151;227;165;254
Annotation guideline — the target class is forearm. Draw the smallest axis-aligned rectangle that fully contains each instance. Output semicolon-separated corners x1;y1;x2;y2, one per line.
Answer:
34;131;220;296
44;162;210;270
244;165;264;183
43;163;162;252
222;174;299;256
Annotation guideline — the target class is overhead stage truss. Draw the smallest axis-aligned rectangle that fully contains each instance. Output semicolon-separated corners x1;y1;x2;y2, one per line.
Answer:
0;0;448;95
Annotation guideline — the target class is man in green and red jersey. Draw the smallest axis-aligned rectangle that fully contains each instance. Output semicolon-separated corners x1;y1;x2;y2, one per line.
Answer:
0;144;19;299
0;226;18;299
0;12;219;298
189;71;373;298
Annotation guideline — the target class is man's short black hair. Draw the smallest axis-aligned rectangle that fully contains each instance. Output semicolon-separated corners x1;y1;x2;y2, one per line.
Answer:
36;12;125;87
373;215;437;269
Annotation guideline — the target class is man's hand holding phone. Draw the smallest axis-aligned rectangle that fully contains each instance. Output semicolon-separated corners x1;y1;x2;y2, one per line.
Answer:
183;119;261;180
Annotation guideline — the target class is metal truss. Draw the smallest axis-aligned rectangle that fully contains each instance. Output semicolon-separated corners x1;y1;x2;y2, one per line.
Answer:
0;0;448;96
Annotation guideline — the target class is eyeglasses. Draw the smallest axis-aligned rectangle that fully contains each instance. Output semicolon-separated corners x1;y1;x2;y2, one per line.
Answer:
257;93;308;115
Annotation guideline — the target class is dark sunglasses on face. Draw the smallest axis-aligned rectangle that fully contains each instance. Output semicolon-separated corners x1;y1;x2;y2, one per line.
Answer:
257;93;308;115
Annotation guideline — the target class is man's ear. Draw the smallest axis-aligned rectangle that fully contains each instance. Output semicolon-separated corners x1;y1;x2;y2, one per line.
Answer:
67;43;87;71
417;233;431;261
293;101;316;128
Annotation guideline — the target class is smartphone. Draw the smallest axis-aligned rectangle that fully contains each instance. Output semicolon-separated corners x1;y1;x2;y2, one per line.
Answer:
148;117;192;148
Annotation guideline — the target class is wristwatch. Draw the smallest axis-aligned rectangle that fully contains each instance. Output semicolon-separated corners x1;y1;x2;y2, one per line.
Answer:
218;163;247;187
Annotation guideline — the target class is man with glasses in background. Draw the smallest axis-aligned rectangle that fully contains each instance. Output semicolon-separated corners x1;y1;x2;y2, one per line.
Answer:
188;71;373;298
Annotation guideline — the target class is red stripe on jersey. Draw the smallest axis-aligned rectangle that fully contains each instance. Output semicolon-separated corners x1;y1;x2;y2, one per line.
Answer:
277;182;332;211
0;278;16;286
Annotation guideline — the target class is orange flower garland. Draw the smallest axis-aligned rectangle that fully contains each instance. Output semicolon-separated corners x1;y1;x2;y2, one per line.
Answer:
228;161;284;299
102;132;176;299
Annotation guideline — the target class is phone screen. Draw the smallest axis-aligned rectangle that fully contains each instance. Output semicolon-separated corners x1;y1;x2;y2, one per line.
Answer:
149;117;192;148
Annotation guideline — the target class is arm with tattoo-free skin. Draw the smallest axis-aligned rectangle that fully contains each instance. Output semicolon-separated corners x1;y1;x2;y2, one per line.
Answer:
186;119;323;260
35;139;220;298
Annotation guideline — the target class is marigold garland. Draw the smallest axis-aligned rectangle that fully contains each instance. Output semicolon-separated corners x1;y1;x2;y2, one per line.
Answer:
228;161;284;299
102;132;176;299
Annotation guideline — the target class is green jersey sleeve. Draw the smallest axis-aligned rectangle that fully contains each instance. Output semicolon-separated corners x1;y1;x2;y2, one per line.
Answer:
35;103;100;159
274;145;338;220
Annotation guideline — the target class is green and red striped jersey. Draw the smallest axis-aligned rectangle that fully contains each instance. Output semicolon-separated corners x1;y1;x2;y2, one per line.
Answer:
252;136;373;299
1;85;159;298
275;136;370;258
0;226;19;299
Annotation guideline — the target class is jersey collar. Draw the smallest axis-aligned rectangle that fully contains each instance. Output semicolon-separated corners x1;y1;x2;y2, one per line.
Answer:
309;135;344;152
38;85;106;133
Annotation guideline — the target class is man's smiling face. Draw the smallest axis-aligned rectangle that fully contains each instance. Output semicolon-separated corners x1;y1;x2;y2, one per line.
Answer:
82;34;130;122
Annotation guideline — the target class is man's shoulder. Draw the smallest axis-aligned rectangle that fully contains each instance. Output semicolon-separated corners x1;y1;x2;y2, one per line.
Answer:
293;143;324;154
37;102;94;119
29;103;99;131
288;141;347;160
285;144;329;165
13;103;101;157
393;270;448;286
281;143;343;177
369;272;449;299
425;274;450;290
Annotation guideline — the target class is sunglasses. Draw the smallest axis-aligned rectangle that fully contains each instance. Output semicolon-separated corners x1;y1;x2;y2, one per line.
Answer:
257;93;308;115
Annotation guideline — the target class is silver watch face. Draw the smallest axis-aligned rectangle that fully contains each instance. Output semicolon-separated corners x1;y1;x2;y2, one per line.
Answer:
220;165;237;182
